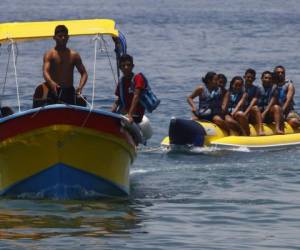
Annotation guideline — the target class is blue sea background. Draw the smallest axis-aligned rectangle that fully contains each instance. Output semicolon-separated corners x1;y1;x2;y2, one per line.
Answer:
1;0;300;249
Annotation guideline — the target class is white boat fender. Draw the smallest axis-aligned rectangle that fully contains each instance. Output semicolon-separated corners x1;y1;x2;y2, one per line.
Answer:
138;115;153;141
120;117;143;145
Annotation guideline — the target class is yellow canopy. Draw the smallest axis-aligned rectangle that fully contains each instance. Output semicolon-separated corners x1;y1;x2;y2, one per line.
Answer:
0;19;119;43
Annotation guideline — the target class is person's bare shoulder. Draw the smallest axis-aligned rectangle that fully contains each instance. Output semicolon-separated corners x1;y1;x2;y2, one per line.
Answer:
44;48;56;60
69;48;81;58
70;49;83;66
194;85;204;95
188;85;203;99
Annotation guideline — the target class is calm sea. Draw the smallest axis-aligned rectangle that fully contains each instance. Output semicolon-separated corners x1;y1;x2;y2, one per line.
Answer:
1;0;300;249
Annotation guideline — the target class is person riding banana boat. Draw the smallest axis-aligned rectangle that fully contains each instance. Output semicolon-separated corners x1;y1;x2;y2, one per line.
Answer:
273;65;300;129
187;68;300;136
223;76;249;135
242;68;264;136
258;71;284;134
187;71;230;133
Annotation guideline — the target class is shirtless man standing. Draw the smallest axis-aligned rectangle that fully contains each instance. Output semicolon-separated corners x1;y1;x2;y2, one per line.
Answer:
41;25;88;105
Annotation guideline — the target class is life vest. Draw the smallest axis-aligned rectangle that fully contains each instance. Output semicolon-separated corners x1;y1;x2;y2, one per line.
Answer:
198;85;222;115
277;79;294;110
245;84;258;107
118;73;160;113
228;90;243;113
258;85;277;110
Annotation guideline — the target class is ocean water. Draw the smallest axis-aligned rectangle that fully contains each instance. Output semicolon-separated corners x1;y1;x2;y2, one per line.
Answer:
1;0;300;249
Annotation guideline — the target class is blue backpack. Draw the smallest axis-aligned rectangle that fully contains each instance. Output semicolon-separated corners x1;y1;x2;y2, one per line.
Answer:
138;73;160;113
119;73;160;113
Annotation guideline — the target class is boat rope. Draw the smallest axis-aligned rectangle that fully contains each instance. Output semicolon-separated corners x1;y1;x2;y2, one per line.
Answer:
80;109;92;128
78;35;100;128
79;35;118;128
10;39;21;112
0;44;12;107
137;145;166;153
91;35;100;109
9;39;21;112
78;93;92;108
101;35;118;86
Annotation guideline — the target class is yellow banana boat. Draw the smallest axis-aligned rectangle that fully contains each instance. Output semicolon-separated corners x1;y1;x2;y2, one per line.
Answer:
161;118;300;150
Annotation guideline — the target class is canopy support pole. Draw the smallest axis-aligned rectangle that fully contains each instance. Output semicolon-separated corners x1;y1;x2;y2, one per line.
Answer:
0;43;12;107
10;39;21;112
101;35;118;86
91;35;100;109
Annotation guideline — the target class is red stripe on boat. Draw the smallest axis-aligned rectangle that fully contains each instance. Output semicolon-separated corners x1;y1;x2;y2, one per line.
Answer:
0;108;135;146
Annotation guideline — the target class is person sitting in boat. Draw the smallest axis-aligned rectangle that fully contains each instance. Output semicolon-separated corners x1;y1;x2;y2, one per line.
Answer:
273;65;300;128
242;68;264;136
258;71;284;134
187;72;229;133
111;54;146;124
33;25;88;107
223;76;249;135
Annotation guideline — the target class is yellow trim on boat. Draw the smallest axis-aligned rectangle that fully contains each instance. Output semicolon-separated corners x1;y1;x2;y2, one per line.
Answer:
0;125;135;191
0;19;119;43
211;133;300;148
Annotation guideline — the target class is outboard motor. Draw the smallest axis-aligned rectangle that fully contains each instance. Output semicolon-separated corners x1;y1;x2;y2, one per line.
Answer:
169;118;206;147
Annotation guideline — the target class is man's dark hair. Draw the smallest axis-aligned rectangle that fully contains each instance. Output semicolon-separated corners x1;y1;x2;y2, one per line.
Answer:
217;73;227;85
55;25;68;35
274;65;285;72
119;54;133;65
261;71;272;79
202;71;216;85
245;68;256;77
229;76;244;90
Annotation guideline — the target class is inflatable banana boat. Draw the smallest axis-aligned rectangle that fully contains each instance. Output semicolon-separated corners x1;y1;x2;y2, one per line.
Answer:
161;118;300;150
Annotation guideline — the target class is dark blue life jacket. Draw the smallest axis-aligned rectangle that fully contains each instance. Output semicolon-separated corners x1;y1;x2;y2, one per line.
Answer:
277;79;294;110
257;85;277;110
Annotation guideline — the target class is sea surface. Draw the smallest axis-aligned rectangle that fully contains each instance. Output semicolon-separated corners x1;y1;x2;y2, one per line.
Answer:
1;0;300;249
